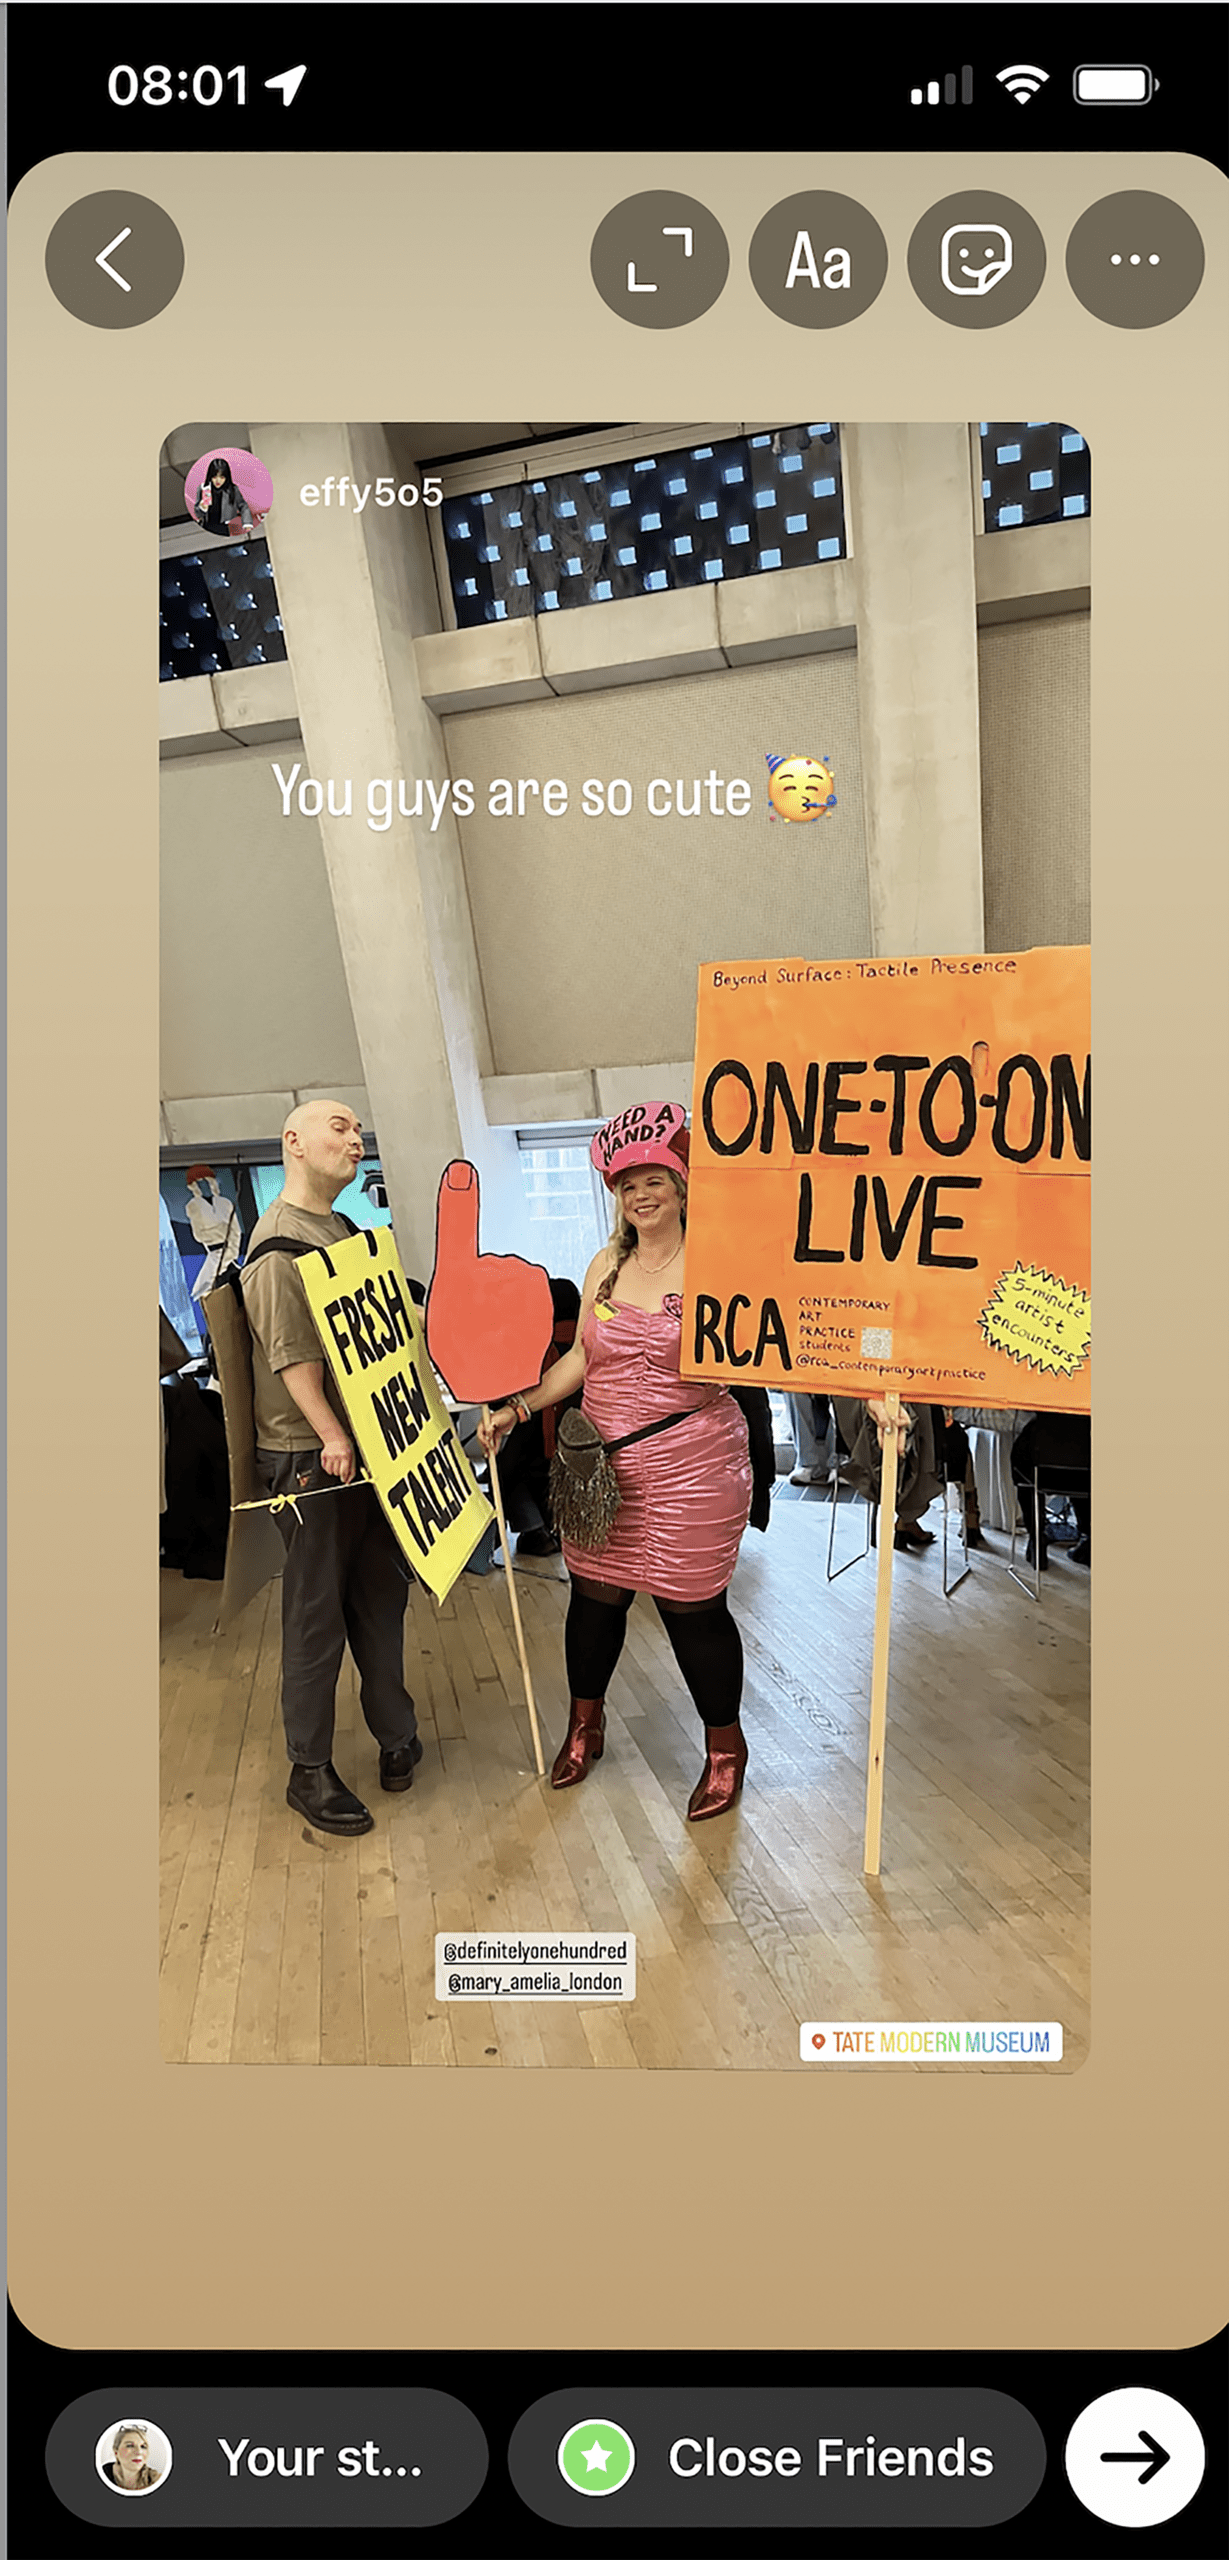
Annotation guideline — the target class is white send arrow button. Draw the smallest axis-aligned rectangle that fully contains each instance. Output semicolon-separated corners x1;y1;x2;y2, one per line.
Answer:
95;228;133;291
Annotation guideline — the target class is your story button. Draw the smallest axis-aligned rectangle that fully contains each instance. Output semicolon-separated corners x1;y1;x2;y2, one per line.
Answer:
46;2389;488;2530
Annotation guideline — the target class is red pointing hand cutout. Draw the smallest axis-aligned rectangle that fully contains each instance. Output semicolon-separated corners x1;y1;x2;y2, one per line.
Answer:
426;1160;554;1403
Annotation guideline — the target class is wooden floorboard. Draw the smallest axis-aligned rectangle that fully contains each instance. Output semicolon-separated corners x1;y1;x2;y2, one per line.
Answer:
159;1497;1090;2069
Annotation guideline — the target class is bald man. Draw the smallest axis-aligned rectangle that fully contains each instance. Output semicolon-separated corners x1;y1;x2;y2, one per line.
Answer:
241;1100;421;1835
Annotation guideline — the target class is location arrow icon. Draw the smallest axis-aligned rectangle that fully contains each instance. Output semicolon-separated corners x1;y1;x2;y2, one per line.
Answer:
265;64;307;106
1100;2429;1170;2486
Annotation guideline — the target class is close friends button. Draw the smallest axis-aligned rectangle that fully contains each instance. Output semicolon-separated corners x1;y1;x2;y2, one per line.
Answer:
510;2389;1045;2527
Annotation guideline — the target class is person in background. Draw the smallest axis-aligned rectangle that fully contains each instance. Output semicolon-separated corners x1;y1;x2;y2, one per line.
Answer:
184;1167;243;1301
492;1277;582;1557
950;1406;1025;1539
833;1397;942;1551
1012;1412;1091;1570
932;1407;985;1548
789;1391;832;1487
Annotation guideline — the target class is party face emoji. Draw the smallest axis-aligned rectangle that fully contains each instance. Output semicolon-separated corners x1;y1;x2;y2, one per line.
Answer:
766;752;837;822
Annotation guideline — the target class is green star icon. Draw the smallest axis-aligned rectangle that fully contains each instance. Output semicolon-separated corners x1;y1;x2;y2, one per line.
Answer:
557;2416;636;2497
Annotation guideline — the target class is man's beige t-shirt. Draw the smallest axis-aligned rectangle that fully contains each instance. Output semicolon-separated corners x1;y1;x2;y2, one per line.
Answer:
240;1199;352;1452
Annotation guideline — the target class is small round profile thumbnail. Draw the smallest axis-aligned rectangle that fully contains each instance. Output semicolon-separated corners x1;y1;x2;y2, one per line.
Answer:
185;446;272;540
96;2418;173;2496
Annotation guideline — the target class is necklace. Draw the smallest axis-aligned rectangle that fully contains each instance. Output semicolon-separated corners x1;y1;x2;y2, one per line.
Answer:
634;1241;682;1276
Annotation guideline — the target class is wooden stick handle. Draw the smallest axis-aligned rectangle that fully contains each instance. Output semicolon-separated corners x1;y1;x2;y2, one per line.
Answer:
863;1392;901;1876
483;1406;546;1778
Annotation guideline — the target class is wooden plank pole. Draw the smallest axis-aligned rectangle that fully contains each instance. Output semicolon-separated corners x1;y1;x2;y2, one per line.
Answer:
484;1407;546;1778
863;1391;902;1875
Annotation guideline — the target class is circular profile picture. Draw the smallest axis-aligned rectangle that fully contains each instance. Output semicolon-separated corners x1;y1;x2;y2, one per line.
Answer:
95;2418;173;2497
185;445;272;540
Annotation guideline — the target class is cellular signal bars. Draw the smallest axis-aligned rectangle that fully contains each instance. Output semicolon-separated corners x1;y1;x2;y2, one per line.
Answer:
911;69;974;106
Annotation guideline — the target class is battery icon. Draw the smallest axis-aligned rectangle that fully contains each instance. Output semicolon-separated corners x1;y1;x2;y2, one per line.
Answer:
1074;65;1156;104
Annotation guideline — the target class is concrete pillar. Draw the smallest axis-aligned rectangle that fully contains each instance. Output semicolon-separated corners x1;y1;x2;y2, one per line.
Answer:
252;421;530;1275
843;424;985;955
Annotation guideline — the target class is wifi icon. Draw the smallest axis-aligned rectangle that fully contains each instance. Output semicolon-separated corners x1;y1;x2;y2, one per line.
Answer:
997;63;1049;104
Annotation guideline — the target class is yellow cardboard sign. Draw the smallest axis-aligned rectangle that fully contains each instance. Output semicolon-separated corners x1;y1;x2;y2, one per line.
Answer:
296;1226;493;1599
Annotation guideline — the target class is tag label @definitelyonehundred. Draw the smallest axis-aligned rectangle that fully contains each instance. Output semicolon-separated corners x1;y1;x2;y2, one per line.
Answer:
436;1934;635;2001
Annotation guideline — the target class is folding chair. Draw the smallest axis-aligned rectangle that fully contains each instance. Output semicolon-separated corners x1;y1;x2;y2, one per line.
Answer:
825;1473;876;1581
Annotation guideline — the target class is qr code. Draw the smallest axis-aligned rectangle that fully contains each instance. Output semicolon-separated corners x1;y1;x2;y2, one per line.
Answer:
861;1326;893;1358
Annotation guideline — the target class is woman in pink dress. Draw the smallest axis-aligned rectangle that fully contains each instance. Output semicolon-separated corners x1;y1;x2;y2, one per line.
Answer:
480;1105;754;1821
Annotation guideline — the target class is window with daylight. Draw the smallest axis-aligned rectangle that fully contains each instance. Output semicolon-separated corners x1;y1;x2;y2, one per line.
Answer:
442;427;845;627
159;538;289;680
979;423;1090;531
516;1134;608;1292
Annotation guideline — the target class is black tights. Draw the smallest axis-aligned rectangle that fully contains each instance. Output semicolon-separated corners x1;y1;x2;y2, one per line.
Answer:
564;1576;743;1729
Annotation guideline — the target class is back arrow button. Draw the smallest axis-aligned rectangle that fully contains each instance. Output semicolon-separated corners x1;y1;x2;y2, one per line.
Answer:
45;191;184;328
95;228;133;291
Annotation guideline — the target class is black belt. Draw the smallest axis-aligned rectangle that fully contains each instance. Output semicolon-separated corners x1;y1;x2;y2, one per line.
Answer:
604;1409;694;1455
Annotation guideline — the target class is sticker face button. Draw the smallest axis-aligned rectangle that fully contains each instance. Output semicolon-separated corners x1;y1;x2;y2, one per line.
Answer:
908;191;1046;327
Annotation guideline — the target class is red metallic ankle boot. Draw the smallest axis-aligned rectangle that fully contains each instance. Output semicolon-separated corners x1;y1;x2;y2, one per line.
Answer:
550;1697;606;1789
686;1721;747;1821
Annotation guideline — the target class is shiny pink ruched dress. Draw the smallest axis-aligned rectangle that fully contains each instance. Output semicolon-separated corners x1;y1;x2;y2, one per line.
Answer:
562;1298;753;1600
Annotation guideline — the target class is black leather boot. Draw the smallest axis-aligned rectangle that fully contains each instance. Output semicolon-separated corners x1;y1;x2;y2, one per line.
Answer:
286;1761;374;1835
380;1736;424;1792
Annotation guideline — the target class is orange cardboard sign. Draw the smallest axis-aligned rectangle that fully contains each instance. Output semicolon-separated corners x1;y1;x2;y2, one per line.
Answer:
426;1160;554;1404
681;948;1090;1412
